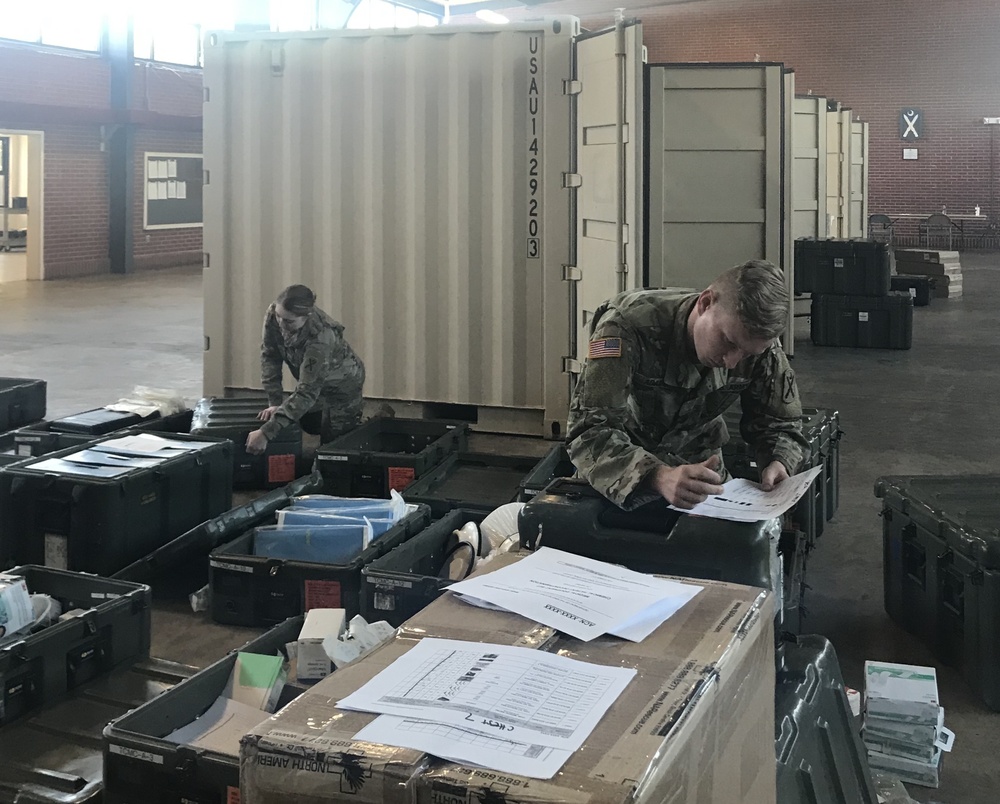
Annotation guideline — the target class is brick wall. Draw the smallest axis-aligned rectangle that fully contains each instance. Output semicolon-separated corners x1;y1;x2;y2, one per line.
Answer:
488;0;1000;237
0;41;203;278
38;123;110;278
0;42;110;109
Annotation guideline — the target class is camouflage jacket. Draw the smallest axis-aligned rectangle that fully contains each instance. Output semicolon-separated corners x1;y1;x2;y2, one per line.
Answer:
567;290;806;509
260;304;366;440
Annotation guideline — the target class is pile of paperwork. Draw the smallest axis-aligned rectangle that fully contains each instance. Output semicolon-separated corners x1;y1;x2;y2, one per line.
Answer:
341;637;636;778
30;434;214;479
447;547;703;642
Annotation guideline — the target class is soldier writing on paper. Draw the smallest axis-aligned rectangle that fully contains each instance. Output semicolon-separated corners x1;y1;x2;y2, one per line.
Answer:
567;260;808;510
246;284;366;455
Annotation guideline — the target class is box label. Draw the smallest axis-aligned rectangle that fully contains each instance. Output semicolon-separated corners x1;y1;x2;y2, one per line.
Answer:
858;312;870;322
374;592;397;611
388;466;416;491
834;258;844;268
227;787;241;804
268;453;296;484
210;560;254;574
44;534;69;570
322;454;349;462
108;744;165;764
305;579;341;610
909;288;917;298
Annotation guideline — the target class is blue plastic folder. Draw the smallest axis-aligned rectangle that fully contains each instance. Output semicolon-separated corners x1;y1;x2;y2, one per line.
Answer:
251;524;373;564
289;491;406;521
276;509;395;537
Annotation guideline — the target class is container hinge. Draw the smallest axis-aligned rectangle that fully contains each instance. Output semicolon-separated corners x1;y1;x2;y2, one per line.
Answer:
616;261;629;275
203;169;210;186
563;173;583;189
203;252;210;268
970;568;985;586
562;265;582;281
271;45;285;77
563;357;583;374
204;336;210;351
203;87;210;103
563;80;583;95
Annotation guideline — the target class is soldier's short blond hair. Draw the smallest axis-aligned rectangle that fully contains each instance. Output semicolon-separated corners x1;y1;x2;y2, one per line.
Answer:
711;260;788;340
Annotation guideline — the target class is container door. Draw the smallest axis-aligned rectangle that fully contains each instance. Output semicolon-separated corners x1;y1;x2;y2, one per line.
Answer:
793;95;828;240
782;70;795;355
850;119;869;238
646;63;784;291
826;106;847;237
572;22;644;369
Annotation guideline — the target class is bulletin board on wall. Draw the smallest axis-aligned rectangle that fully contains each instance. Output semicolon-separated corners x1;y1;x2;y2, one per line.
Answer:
144;152;203;229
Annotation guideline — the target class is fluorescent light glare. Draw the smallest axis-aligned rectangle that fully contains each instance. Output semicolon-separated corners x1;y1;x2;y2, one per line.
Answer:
475;9;509;24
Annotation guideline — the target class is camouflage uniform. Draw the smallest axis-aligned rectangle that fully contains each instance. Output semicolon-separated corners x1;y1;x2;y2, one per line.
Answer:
259;303;366;443
567;290;806;509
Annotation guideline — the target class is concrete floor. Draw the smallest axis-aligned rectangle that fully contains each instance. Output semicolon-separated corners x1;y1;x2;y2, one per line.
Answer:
0;258;997;801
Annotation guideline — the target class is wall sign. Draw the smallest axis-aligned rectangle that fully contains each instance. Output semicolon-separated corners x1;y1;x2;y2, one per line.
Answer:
903;148;918;160
900;108;923;140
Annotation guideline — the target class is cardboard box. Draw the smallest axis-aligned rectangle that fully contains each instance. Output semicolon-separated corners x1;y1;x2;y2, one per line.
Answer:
865;661;940;725
297;608;346;682
224;652;287;713
867;748;941;788
241;553;776;804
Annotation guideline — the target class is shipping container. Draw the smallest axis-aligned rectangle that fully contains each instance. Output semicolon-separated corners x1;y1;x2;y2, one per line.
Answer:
792;95;829;241
202;20;644;438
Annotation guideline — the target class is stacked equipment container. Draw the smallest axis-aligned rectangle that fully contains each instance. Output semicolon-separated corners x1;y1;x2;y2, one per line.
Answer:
796;238;912;349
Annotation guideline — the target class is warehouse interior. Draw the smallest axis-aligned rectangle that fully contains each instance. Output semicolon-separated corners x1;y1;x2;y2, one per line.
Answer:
0;1;997;803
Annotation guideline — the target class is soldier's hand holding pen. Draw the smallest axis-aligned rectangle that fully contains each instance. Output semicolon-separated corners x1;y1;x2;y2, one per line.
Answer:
651;455;724;509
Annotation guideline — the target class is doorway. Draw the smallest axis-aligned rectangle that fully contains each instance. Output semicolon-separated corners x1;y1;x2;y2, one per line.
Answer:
0;129;43;282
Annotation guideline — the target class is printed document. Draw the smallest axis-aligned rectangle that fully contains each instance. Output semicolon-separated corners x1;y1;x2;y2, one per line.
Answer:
447;547;702;642
339;637;635;752
669;465;823;522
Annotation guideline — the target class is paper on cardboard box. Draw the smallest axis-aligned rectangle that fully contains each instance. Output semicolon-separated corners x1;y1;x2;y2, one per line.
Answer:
0;575;33;641
224;652;287;713
240;554;776;804
297;608;346;682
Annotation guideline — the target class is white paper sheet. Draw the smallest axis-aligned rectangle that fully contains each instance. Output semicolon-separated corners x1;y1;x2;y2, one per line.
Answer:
31;457;133;478
57;448;165;469
354;715;572;779
447;548;702;642
669;465;823;522
95;433;209;455
338;637;635;751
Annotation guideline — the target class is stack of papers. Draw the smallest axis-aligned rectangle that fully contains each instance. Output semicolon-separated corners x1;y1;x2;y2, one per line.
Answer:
863;661;954;788
341;637;636;778
446;548;703;642
30;434;212;479
668;465;823;522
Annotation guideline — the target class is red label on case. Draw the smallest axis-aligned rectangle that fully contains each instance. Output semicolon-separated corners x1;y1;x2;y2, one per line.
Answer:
305;579;341;610
388;466;416;491
268;453;296;483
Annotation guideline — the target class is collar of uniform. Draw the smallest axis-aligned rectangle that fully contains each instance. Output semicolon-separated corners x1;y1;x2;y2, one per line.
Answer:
664;294;704;388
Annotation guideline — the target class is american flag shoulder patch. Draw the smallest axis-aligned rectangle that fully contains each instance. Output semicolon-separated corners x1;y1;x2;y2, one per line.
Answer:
588;337;622;359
